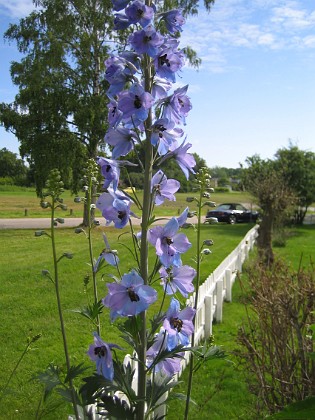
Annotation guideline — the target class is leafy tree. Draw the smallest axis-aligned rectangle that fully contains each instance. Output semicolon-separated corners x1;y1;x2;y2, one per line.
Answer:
275;144;315;225
0;147;29;185
241;155;294;266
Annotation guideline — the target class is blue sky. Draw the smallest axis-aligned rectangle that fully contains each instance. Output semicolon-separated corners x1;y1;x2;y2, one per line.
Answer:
0;0;315;168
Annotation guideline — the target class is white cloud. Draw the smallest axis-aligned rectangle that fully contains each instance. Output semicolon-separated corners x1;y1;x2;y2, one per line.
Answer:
0;0;35;18
181;0;315;72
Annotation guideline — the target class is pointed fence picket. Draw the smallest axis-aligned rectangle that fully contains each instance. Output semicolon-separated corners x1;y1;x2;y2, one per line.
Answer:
85;225;259;419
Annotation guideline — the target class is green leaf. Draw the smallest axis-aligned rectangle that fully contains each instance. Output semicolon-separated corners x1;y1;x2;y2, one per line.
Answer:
98;394;135;419
65;363;89;383
268;397;315;419
72;300;104;322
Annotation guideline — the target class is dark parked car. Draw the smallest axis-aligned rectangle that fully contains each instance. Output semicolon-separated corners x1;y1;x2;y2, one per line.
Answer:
205;203;259;224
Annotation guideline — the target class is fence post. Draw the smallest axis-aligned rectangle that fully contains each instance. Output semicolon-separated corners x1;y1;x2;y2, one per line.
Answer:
204;295;213;339
225;269;232;302
215;279;223;322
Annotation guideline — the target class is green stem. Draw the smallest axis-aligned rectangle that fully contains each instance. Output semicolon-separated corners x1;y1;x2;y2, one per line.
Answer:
87;177;100;336
137;50;154;420
51;200;80;420
184;194;203;420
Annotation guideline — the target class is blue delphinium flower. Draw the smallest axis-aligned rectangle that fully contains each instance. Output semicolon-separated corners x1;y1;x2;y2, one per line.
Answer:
96;189;136;228
114;13;131;30
107;100;123;127
125;0;154;28
163;298;195;350
87;332;121;381
105;127;137;159
112;0;130;11
151;170;180;205
161;9;185;33
118;83;154;125
154;42;184;83
151;118;183;155
94;234;119;272
159;265;196;297
146;329;183;376
128;24;164;57
148;217;191;267
160;84;192;125
103;270;157;321
170;141;196;180
97;157;120;191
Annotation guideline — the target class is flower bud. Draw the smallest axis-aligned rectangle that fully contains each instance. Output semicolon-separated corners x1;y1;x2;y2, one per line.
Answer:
203;192;210;198
63;252;73;259
40;201;50;209
35;230;46;237
82;186;88;192
75;228;85;234
187;211;197;218
186;197;196;203
181;222;194;229
41;269;50;276
203;239;214;246
94;220;100;226
204;201;216;207
74;197;81;203
56;218;64;224
207;188;215;193
202;249;212;255
60;204;67;211
90;204;96;209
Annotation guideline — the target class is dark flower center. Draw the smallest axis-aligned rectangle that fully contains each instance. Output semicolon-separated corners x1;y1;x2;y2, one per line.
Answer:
127;287;140;302
94;345;106;358
144;35;152;43
117;211;126;220
171;317;183;332
134;95;142;109
137;8;144;17
165;237;173;245
159;53;171;67
106;165;111;173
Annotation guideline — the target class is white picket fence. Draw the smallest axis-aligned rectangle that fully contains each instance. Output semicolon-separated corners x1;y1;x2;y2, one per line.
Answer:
85;225;259;419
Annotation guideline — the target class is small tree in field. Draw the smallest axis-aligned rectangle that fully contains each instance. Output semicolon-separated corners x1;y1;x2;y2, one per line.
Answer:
241;155;294;266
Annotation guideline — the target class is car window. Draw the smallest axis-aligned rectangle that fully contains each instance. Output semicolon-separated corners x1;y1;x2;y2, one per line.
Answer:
235;204;246;211
217;204;232;210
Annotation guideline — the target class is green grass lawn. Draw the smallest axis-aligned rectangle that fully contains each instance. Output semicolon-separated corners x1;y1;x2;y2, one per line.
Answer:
0;222;254;419
0;186;255;218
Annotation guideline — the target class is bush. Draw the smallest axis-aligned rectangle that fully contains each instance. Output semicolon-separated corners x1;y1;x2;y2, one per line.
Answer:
237;259;315;415
0;177;15;185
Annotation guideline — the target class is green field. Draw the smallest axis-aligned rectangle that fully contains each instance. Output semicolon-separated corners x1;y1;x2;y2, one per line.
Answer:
0;186;255;218
0;222;255;419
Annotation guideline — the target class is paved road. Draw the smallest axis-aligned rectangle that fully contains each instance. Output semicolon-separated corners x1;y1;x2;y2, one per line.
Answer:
0;216;202;229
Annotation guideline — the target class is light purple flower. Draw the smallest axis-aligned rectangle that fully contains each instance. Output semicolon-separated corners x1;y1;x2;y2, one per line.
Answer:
97;157;120;190
87;332;121;381
176;206;189;227
159;265;195;297
103;270;157;321
128;24;164;57
94;234;119;272
171;141;196;179
151;77;172;99
151;118;183;155
107;100;123;127
148;217;191;267
105;127;137;159
160;85;192;125
161;9;185;33
146;329;183;376
163;298;195;350
114;13;131;30
125;1;154;27
151;170;180;205
154;46;184;82
96;189;135;228
118;83;154;124
112;0;130;11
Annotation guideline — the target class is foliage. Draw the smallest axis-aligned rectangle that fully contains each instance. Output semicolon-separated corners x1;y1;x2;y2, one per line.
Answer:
0;148;29;186
241;154;295;265
237;258;315;415
275;144;315;225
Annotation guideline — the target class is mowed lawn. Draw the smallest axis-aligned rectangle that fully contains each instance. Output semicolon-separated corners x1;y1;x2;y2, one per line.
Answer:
0;186;255;218
0;221;255;419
